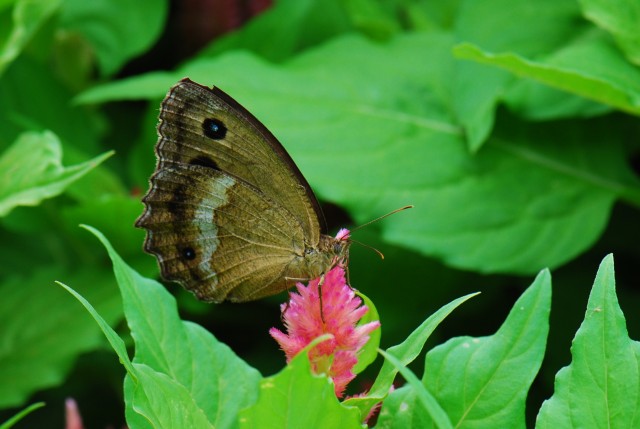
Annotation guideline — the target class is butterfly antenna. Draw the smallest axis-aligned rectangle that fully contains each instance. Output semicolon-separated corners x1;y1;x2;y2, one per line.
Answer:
350;239;385;260
350;205;413;233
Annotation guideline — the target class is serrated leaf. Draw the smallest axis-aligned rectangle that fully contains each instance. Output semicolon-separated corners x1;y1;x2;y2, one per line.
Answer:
238;349;363;429
0;267;122;408
536;254;640;428
58;0;167;76
0;0;61;76
400;269;551;428
0;131;112;217
83;226;261;428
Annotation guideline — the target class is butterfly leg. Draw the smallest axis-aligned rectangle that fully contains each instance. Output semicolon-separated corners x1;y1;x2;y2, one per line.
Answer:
283;274;326;322
345;265;351;287
317;273;326;324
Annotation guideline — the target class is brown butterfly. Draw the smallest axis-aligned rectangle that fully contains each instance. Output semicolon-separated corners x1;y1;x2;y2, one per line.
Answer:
135;78;350;303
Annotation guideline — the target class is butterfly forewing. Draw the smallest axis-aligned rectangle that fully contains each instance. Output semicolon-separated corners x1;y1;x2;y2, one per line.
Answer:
136;79;327;302
158;79;324;238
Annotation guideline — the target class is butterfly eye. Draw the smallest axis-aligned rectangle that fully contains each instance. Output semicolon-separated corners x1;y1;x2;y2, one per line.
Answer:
333;243;343;254
182;246;196;260
202;118;227;139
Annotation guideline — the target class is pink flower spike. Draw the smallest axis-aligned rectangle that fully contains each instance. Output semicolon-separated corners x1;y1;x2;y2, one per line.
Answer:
335;228;350;241
65;398;84;429
269;266;380;398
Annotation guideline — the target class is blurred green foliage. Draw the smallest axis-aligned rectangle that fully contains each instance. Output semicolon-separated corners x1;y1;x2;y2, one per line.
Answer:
1;0;639;427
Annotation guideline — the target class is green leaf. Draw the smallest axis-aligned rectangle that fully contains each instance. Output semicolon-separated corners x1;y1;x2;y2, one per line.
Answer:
454;31;640;116
397;269;551;428
56;280;134;375
0;56;105;150
376;384;427;428
131;363;214;429
0;131;113;217
58;0;167;76
451;0;583;150
344;293;478;416
60;194;147;262
352;291;381;375
378;349;452;429
74;33;640;274
238;349;363;429
74;70;176;104
123;375;152;429
200;0;353;63
0;267;123;408
0;0;61;77
0;402;45;429
335;0;400;40
505;77;610;121
83;225;261;428
393;113;638;274
61;145;129;202
579;0;640;66
536;255;640;428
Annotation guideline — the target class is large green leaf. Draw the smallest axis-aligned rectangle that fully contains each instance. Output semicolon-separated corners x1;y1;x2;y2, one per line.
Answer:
0;131;112;217
451;0;583;150
58;0;167;76
75;33;640;274
454;30;640;116
536;255;640;428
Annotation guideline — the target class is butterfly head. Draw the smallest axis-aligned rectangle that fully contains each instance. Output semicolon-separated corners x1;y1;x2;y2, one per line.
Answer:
309;229;351;276
331;228;351;267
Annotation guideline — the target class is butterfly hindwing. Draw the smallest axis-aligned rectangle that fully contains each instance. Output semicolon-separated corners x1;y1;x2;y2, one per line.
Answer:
138;161;307;301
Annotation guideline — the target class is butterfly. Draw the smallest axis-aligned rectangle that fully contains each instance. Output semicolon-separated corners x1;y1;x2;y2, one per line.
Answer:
135;78;350;303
